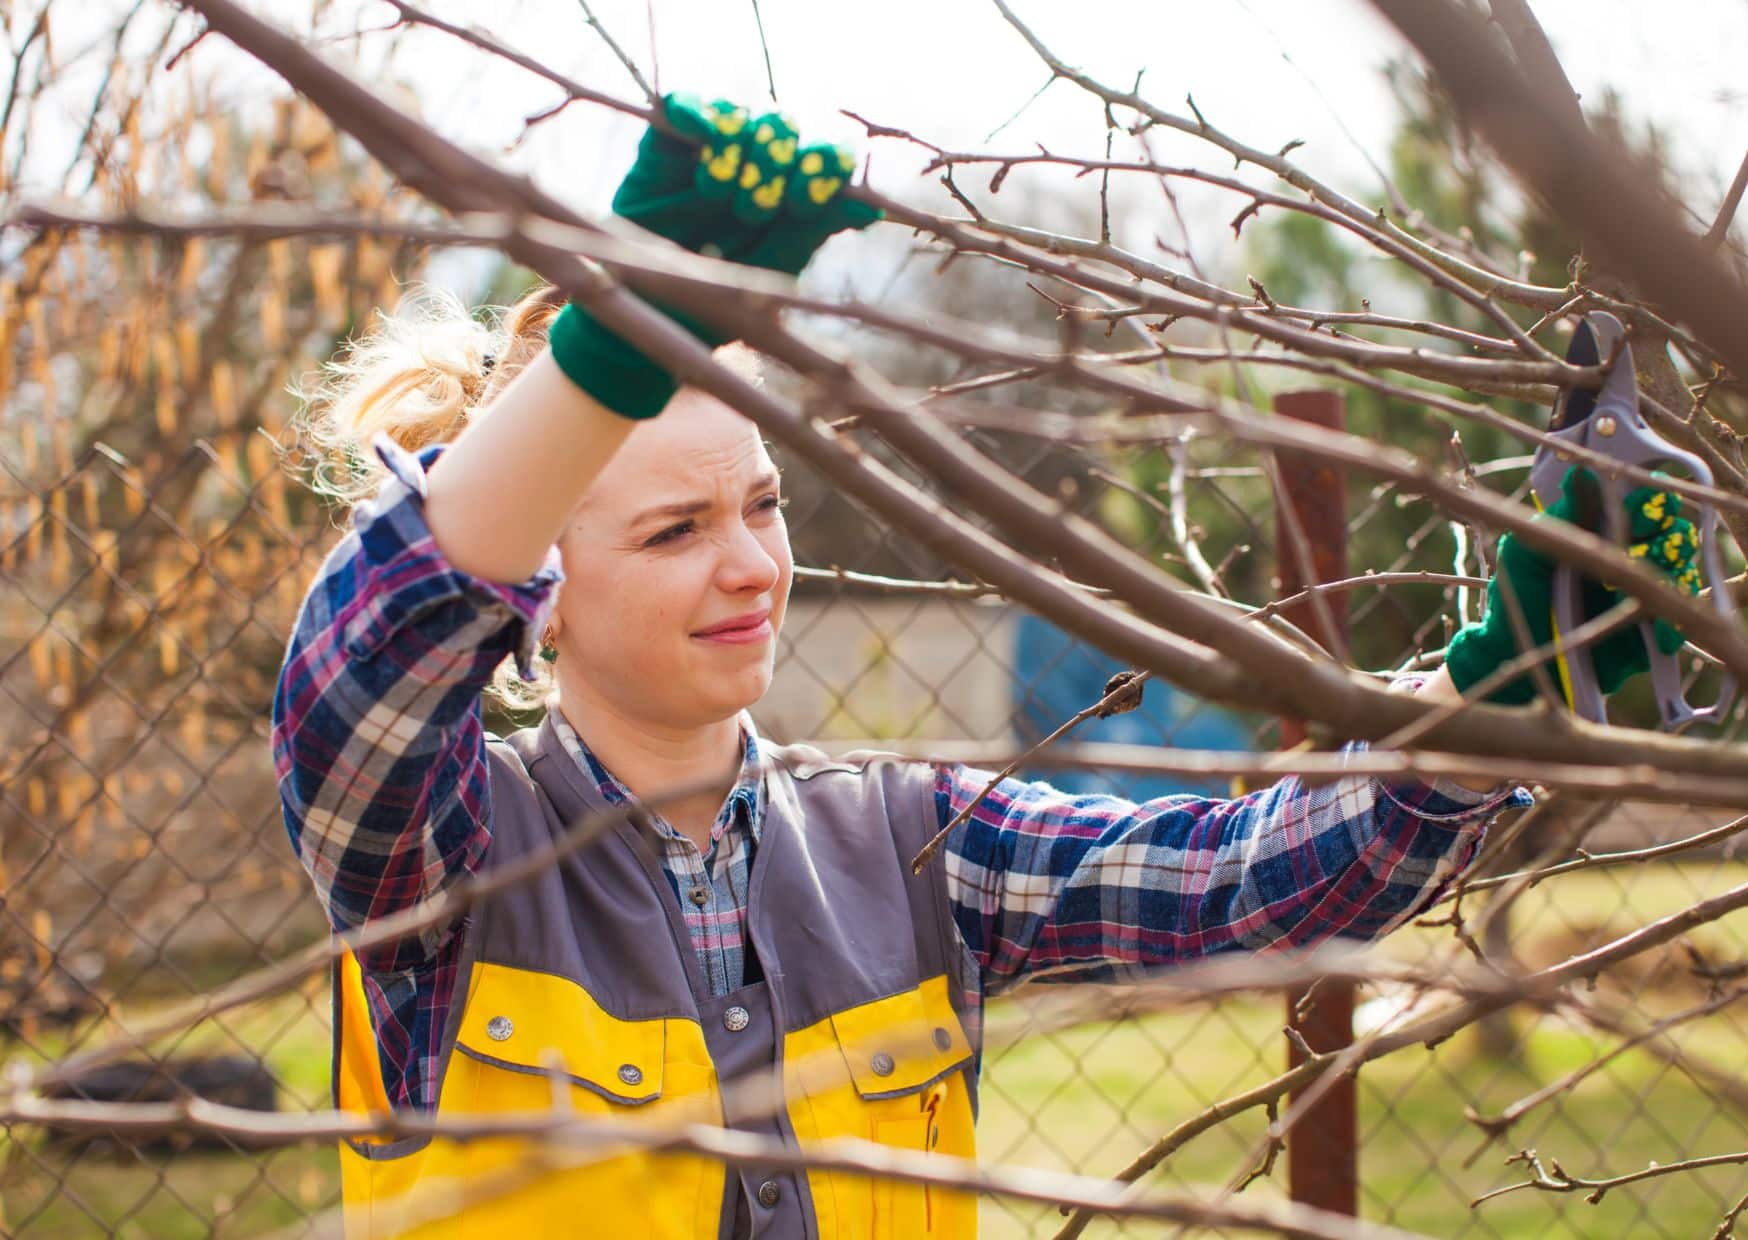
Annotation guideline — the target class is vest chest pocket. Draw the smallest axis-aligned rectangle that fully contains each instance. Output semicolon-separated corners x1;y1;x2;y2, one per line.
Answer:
452;968;669;1110
786;975;975;1240
418;963;721;1239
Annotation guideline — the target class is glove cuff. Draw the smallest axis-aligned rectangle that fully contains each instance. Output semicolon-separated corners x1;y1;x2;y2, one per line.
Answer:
1445;623;1539;706
547;301;677;421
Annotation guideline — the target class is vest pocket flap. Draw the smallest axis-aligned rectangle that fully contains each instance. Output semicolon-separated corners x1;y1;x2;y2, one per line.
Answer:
827;976;971;1100
455;962;666;1104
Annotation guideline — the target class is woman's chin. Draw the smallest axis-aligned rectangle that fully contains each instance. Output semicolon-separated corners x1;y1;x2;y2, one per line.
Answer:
676;670;770;724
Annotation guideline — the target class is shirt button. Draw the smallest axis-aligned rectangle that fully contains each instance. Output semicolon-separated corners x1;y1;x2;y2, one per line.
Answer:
723;1006;751;1033
689;884;709;907
870;1052;895;1077
757;1179;782;1208
932;1026;952;1052
485;1016;514;1042
617;1063;643;1086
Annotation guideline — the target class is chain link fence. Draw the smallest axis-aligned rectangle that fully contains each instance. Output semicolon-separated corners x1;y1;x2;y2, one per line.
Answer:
6;224;1748;1240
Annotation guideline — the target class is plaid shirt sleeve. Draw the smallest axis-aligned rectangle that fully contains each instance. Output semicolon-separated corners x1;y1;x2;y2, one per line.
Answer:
271;433;564;972
937;681;1532;993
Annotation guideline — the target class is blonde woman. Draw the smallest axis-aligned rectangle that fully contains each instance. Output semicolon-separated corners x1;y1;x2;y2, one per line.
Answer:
275;94;1692;1238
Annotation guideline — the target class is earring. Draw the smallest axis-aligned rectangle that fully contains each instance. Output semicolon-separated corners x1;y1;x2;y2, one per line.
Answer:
539;626;558;663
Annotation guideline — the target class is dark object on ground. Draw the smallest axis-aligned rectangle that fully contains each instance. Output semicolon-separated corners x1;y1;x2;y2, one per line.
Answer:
40;1055;278;1155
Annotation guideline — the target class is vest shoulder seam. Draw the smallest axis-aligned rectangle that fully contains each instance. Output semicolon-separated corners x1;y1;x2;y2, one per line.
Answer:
768;743;932;784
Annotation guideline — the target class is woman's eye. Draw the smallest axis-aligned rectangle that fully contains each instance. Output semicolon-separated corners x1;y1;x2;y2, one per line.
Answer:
645;520;694;547
644;499;783;547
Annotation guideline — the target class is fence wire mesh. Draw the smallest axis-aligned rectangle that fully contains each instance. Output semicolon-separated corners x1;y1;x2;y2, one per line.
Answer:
5;246;1748;1239
5;13;1748;1230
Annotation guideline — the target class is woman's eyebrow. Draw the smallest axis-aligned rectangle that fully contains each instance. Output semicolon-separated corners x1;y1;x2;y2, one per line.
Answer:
631;497;712;528
628;470;782;529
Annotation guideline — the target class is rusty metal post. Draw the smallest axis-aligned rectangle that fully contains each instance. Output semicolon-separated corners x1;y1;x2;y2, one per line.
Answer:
1272;389;1356;1216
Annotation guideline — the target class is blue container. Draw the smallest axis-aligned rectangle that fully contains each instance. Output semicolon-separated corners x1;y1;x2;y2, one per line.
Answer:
1011;614;1252;799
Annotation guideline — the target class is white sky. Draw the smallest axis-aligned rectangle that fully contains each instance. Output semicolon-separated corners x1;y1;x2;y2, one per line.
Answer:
362;0;1748;300
9;1;1748;294
365;0;1748;213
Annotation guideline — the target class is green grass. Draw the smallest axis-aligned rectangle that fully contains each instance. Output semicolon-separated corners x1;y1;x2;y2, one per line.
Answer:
7;863;1748;1237
974;999;1748;1238
975;860;1748;1238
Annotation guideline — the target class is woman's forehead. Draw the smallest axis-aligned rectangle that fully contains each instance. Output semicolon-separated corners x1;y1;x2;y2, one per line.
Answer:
588;400;775;515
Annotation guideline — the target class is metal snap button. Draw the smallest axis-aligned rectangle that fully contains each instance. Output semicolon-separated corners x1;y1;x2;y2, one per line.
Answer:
870;1052;895;1077
932;1026;952;1051
689;884;709;907
617;1063;643;1086
756;1179;782;1208
723;1005;751;1032
485;1016;513;1042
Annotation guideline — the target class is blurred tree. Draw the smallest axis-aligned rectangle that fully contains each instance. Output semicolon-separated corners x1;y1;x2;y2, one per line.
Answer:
1094;60;1597;675
2;86;431;1027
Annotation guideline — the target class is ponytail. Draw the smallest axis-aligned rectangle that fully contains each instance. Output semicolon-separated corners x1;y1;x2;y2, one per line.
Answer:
290;281;566;509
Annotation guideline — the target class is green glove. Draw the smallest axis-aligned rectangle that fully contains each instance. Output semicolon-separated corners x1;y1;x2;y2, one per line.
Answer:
1445;467;1702;705
548;92;882;419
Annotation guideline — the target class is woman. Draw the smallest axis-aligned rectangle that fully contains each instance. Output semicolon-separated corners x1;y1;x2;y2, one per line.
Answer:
273;95;1690;1239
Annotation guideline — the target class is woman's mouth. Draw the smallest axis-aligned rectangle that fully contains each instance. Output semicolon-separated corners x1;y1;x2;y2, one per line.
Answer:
693;610;773;645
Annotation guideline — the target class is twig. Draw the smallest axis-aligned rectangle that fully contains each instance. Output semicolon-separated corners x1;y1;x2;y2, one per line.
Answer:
908;669;1153;873
0;1092;1434;1240
1706;149;1748;249
574;0;657;104
1473;1147;1748;1209
1370;0;1748;381
1462;987;1748;1166
1052;873;1748;1237
1716;1186;1748;1240
746;0;777;102
1441;808;1748;899
984;72;1057;144
1254;572;1489;620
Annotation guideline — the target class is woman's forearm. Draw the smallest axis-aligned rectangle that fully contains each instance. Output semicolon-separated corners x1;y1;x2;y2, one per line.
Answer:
943;747;1523;990
1413;663;1502;792
424;349;638;584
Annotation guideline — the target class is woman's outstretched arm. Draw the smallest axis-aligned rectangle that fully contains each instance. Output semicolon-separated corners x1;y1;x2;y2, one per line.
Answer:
937;673;1531;993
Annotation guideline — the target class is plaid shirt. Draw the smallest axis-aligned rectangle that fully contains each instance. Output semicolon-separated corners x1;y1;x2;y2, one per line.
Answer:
273;434;1530;1112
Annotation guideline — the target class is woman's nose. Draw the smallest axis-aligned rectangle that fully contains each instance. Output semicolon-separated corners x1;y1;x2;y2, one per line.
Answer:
718;521;780;592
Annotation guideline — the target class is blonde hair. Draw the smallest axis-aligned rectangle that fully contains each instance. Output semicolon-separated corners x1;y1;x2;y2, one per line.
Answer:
290;279;769;716
294;281;568;509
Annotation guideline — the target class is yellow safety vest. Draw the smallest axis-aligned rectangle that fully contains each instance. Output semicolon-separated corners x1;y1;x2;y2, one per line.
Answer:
332;722;981;1238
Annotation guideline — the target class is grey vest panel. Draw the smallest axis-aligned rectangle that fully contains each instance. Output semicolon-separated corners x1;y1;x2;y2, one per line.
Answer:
461;714;976;1239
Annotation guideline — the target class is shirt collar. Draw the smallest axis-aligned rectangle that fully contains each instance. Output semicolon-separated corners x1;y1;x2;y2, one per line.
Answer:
546;702;766;848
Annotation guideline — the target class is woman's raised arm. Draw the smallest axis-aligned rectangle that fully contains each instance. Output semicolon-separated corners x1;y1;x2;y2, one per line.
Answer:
422;349;635;584
271;427;571;971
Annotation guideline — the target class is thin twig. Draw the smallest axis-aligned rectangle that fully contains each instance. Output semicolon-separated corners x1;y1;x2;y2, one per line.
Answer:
575;0;657;104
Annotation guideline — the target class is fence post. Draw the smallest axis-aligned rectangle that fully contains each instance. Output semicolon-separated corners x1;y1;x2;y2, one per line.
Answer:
1272;388;1356;1216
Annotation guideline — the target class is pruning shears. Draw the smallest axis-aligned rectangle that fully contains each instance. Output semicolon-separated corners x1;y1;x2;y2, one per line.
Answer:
1527;311;1736;730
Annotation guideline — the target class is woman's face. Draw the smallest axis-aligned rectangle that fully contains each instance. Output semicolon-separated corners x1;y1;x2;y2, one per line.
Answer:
551;389;792;732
